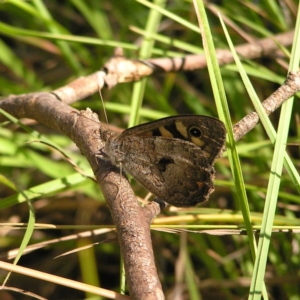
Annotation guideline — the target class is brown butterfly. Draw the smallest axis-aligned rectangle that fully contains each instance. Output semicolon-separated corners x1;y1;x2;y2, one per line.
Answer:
102;115;226;207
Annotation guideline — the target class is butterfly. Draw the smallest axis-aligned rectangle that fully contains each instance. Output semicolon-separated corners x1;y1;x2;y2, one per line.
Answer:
102;115;226;207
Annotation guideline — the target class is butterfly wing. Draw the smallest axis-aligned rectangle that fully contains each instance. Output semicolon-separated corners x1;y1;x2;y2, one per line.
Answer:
120;115;226;164
104;115;226;207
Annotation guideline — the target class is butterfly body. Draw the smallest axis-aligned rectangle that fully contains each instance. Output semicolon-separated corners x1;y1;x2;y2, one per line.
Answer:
103;115;226;207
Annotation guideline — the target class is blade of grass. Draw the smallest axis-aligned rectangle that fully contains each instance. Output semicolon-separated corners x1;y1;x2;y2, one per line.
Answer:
0;21;138;50
0;39;42;87
180;232;202;300
77;238;101;300
136;0;201;33
130;26;204;54
32;0;82;73
128;0;167;127
218;4;300;299
71;0;113;40
249;3;300;299
1;186;36;288
193;0;258;269
0;260;130;299
0;172;94;210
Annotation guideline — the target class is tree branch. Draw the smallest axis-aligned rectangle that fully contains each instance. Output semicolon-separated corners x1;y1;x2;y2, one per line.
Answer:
0;93;163;299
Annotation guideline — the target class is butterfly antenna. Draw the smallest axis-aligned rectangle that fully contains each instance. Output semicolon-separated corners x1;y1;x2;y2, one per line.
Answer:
97;72;108;124
98;85;108;124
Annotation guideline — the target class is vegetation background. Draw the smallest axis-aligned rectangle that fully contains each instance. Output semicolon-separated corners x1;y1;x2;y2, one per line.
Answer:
0;0;299;299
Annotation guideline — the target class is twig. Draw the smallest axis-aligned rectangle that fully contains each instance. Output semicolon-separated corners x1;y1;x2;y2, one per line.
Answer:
233;71;300;141
103;30;294;87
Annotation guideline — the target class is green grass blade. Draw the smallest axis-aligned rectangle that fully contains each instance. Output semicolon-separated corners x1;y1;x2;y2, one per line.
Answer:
249;3;300;299
71;0;113;40
2;186;36;287
128;0;167;127
137;0;201;33
217;4;300;299
193;0;257;264
0;172;93;210
32;0;82;73
0;21;138;50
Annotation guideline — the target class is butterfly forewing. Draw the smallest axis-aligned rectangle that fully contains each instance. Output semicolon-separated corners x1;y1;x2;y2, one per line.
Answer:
120;115;226;164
